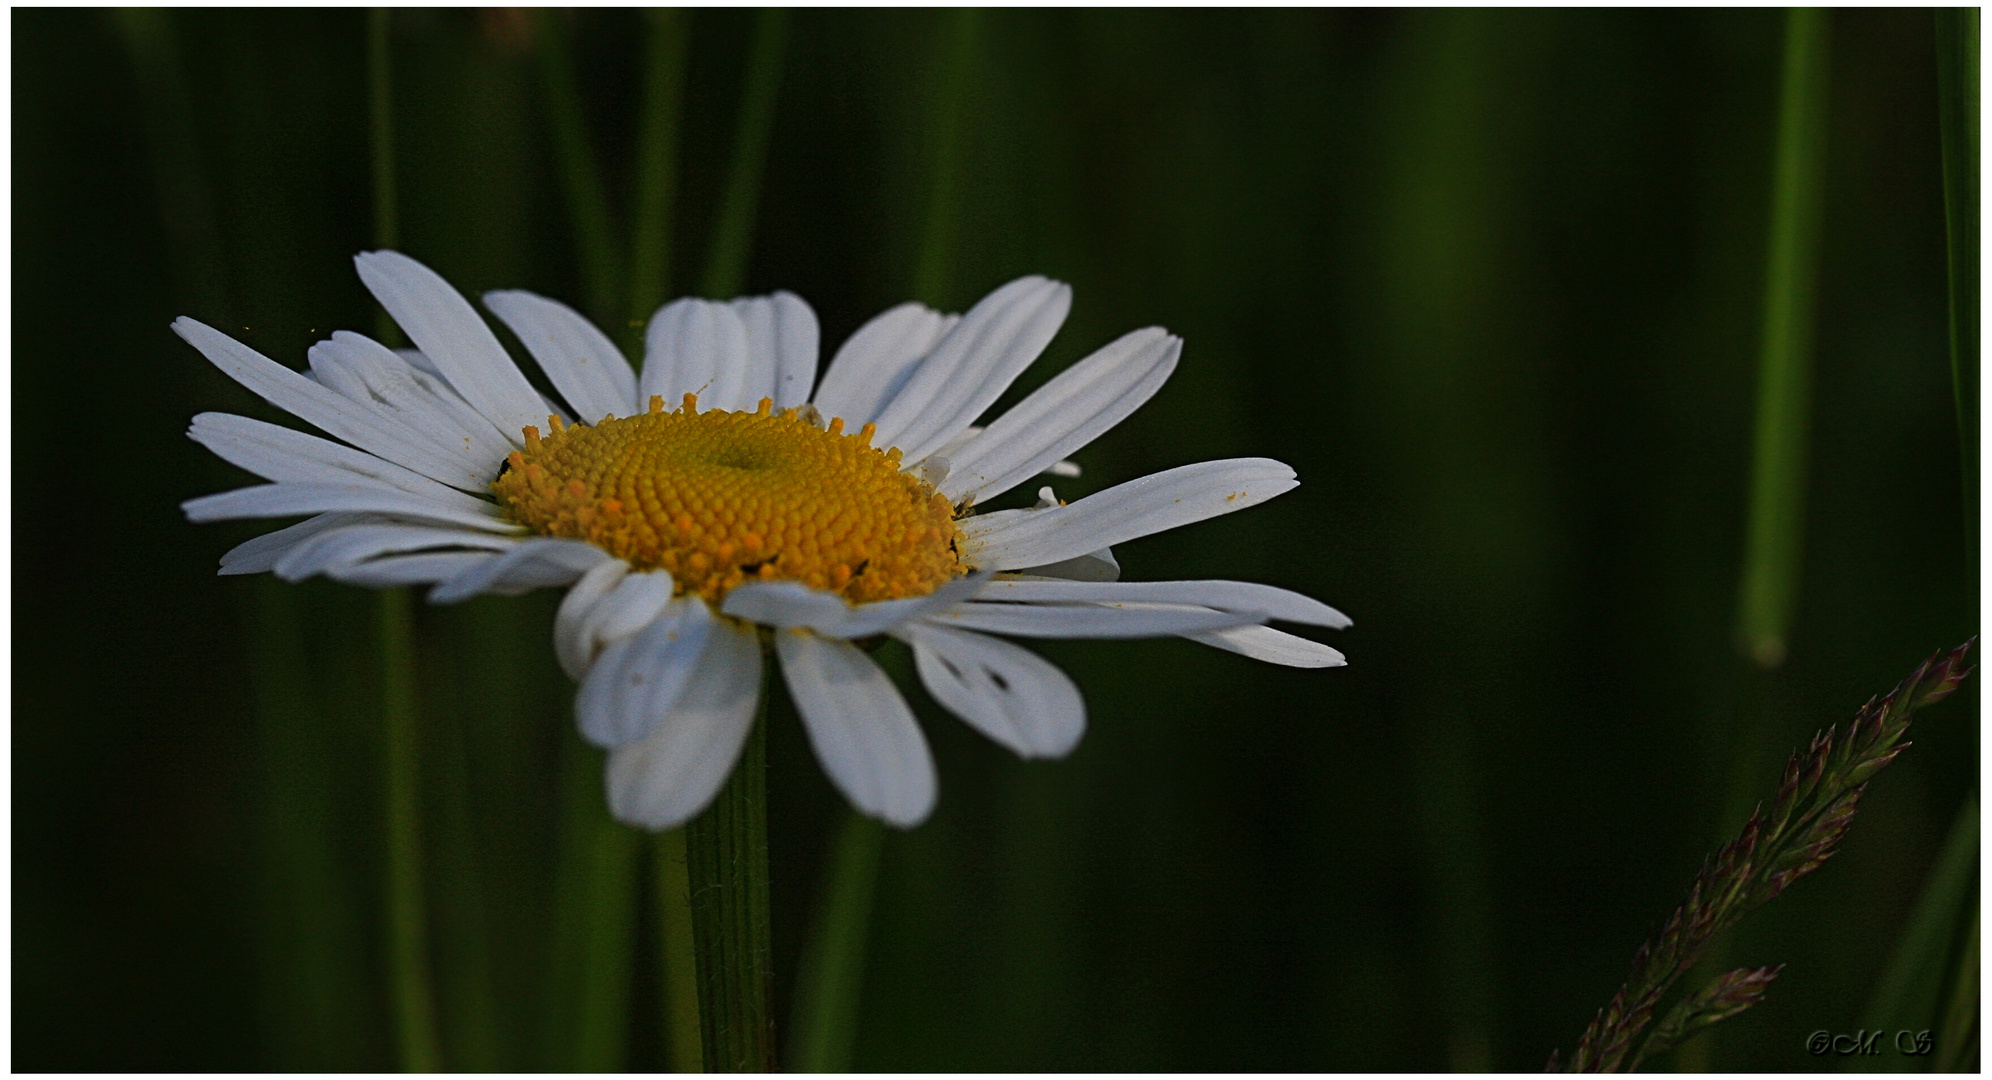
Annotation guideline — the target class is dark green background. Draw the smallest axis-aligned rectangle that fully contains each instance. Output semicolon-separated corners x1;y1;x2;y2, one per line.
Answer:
13;8;1975;1072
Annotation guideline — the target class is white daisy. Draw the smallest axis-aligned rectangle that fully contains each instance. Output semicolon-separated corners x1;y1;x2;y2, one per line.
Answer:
182;251;1348;829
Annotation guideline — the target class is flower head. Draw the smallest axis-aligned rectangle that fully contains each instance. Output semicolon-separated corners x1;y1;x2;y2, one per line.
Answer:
182;251;1348;828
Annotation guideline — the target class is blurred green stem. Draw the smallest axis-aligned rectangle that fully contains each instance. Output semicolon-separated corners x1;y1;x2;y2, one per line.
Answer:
370;20;442;1072
628;8;686;346
378;588;441;1072
700;8;790;299
1853;792;1977;1071
545;737;640;1070
788;811;885;1071
686;689;777;1071
657;829;704;1071
1734;7;1830;669
912;9;979;306
1935;8;1978;601
533;8;621;323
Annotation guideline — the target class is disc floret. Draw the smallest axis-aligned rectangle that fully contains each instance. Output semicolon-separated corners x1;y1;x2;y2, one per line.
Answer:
493;394;964;605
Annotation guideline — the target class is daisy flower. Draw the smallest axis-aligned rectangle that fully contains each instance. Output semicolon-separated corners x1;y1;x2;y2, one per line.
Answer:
181;251;1348;828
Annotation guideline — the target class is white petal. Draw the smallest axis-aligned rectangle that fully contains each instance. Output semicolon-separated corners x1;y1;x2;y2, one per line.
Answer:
581;571;680;652
895;621;1085;759
730;291;820;410
811;302;960;427
483;289;639;425
641;298;751;413
975;578;1350;628
605;621;764;830
188;411;494;512
173;317;490;489
327;551;496;588
554;559;633;681
963;458;1297;571
217;511;381;575
777;630;936;827
940;327;1179;505
427;538;610;604
870;276;1072;467
926;600;1256;639
1183;624;1347;668
183;482;520;534
1010;548;1120;582
353;250;549;443
272;523;518;582
720;571;990;639
574;595;716;747
306;331;514;478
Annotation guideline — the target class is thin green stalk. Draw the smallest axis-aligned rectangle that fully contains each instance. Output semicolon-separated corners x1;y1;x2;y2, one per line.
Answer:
700;8;790;299
544;735;640;1070
1933;911;1979;1071
532;8;621;323
369;19;443;1072
628;8;687;346
783;20;976;1062
1851;792;1977;1071
378;588;442;1073
1735;7;1831;670
787;811;885;1072
1935;8;1978;605
686;683;777;1072
911;9;980;306
657;829;704;1072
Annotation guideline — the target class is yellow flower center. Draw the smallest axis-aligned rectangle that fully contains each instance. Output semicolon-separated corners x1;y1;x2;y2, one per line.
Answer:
493;394;965;606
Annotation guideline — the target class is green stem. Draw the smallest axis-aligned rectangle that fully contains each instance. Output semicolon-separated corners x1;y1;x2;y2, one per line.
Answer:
787;811;885;1072
657;829;704;1071
1735;6;1830;670
628;8;687;346
544;735;639;1070
532;8;621;323
700;8;790;299
685;685;777;1072
368;8;399;254
378;588;441;1072
1935;8;1978;606
911;9;980;307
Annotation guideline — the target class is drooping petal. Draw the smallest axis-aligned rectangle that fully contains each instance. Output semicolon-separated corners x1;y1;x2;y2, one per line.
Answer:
962;458;1297;571
327;551;496;588
730;291;819;410
354;251;550;443
173;317;490;489
870;276;1072;467
925;600;1256;639
307;331;515;476
428;538;611;604
641;298;751;413
1182;624;1347;668
605;620;764;830
574;595;716;748
896;621;1085;759
272;523;518;582
554;559;633;680
776;630;936;827
720;572;990;639
483;289;639;425
188;411;493;510
974;578;1350;628
940;327;1179;506
811;302;959;427
182;482;520;534
217;511;381;576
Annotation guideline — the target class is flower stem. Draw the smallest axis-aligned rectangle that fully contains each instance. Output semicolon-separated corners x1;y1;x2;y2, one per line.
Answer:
685;684;777;1071
378;587;442;1072
700;8;790;299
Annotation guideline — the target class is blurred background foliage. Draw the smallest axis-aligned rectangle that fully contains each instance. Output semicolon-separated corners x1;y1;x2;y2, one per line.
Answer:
13;7;1975;1072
